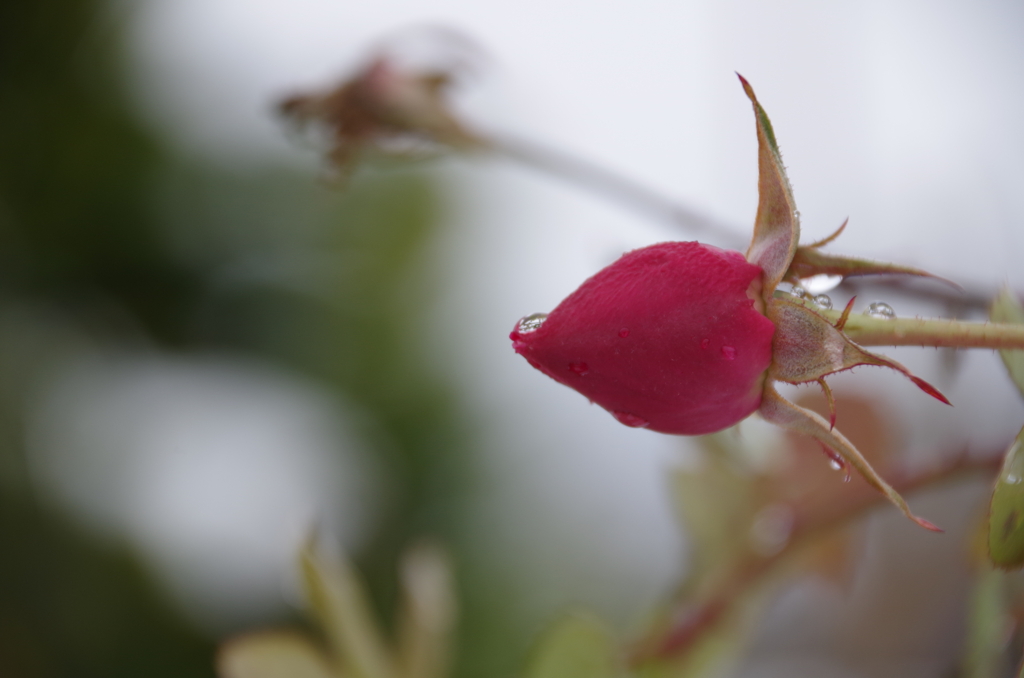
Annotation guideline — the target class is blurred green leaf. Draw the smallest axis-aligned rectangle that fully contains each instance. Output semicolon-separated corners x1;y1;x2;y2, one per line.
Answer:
523;613;617;678
217;631;338;678
396;542;456;678
301;540;395;678
990;287;1024;399
990;430;1024;569
633;628;743;678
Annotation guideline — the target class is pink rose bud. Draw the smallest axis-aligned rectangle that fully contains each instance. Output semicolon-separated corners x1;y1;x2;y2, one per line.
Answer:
511;241;775;435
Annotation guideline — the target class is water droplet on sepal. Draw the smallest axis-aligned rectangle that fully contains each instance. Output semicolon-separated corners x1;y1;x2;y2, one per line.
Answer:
791;286;808;299
821;446;851;482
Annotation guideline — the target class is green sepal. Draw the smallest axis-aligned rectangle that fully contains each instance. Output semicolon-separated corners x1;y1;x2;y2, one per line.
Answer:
767;296;950;405
758;383;940;532
786;247;953;286
738;75;800;298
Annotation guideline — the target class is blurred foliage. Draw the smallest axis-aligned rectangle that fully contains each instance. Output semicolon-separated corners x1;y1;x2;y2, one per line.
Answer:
220;539;456;678
521;613;617;678
989;290;1024;568
0;1;523;677
992;288;1024;402
6;1;1024;677
989;430;1024;570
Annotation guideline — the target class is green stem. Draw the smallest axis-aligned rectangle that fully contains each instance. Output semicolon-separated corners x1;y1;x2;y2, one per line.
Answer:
818;310;1024;349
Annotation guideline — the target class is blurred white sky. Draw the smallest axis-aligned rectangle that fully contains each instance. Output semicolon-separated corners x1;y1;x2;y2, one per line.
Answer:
86;0;1024;640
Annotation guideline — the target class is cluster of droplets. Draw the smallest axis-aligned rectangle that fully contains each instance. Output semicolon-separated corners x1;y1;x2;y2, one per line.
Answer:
789;285;832;310
517;313;548;333
791;286;896;320
864;302;896;320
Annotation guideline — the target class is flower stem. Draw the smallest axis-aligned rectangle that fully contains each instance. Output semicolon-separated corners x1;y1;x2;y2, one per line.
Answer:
630;450;1002;665
474;130;749;248
817;310;1024;349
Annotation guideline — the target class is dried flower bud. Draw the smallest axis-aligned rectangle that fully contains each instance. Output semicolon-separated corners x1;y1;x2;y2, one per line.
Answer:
279;56;478;173
511;242;775;435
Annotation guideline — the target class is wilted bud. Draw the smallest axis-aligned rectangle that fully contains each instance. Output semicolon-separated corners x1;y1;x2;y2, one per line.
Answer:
279;55;478;174
511;242;775;435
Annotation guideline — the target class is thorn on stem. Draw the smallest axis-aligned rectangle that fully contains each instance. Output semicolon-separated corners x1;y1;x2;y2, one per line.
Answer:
834;296;855;331
817;378;836;430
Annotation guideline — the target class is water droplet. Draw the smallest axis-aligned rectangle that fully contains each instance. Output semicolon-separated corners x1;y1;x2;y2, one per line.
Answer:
569;362;589;376
864;302;896;320
791;286;808;299
812;294;832;310
799;274;844;294
700;338;710;349
619;328;630;338
822;447;851;481
1006;474;1022;485
721;346;737;360
612;411;649;428
518;313;548;333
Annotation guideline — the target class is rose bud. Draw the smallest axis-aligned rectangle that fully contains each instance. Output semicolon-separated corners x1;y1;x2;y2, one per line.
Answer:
510;241;775;435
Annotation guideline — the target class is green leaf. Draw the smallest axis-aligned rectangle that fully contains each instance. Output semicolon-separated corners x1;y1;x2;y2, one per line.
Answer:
989;429;1024;569
300;540;395;678
738;75;800;298
990;287;1024;399
523;613;617;678
217;631;339;678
